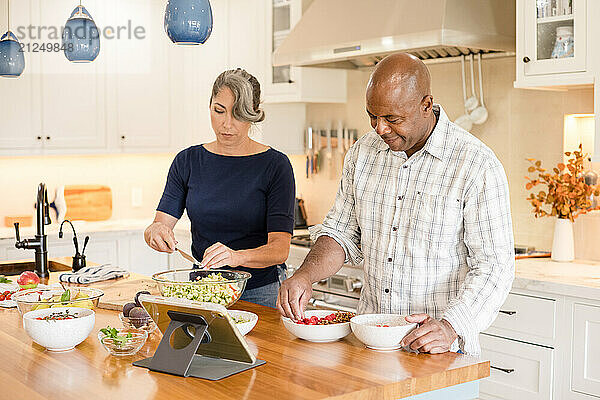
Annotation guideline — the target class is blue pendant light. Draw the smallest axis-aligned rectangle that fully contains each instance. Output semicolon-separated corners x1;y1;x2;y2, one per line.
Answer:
165;0;213;45
62;3;100;63
0;0;25;78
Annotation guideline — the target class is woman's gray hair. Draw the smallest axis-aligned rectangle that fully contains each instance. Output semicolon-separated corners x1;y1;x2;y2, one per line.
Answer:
210;69;265;123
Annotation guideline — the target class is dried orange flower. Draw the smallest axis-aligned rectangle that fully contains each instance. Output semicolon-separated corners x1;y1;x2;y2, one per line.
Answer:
525;144;600;221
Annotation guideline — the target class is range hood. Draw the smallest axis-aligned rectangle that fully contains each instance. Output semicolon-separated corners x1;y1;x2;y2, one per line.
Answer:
273;0;515;69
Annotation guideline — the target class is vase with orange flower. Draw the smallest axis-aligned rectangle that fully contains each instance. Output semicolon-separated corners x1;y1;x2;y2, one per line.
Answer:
525;145;600;262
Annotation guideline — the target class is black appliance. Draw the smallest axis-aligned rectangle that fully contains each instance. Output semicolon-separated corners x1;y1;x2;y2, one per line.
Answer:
294;198;308;229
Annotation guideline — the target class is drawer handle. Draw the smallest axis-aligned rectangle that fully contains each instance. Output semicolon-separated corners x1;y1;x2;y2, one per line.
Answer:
499;310;517;315
491;365;515;374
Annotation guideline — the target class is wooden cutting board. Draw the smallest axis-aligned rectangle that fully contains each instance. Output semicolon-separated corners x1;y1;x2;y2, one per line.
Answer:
94;277;160;311
64;185;112;221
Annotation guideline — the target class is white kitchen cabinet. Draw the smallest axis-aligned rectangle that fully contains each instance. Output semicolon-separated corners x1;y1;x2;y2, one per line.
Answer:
264;0;347;103
0;0;42;154
480;334;554;400
36;0;108;151
483;292;557;347
480;290;560;399
515;0;593;88
105;0;176;152
227;0;267;84
183;0;230;147
571;302;600;398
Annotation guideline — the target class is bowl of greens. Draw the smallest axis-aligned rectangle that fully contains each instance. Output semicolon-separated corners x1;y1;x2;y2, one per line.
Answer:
152;269;251;308
98;326;148;356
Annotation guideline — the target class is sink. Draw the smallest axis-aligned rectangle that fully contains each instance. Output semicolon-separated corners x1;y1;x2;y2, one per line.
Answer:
0;261;72;276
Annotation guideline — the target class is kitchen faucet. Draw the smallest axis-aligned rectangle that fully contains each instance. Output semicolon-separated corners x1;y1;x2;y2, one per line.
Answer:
14;183;51;278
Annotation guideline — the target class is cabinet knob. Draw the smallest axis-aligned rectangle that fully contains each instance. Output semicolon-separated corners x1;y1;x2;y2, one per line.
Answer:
523;56;531;63
36;136;42;140
120;135;126;140
46;136;51;140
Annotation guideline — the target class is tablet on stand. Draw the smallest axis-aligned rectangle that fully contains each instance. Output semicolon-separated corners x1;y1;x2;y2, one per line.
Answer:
132;295;265;380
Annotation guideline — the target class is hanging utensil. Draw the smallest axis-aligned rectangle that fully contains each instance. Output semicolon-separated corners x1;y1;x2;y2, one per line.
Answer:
465;54;479;111
455;55;473;131
306;127;313;178
469;53;489;125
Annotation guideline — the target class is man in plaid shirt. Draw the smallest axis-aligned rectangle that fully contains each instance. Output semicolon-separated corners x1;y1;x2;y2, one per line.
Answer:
277;53;514;355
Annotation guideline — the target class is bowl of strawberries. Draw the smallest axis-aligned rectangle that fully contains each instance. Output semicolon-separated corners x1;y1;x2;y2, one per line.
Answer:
281;310;355;343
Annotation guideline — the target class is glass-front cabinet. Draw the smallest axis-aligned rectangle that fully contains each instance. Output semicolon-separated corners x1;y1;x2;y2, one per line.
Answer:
264;0;346;103
518;0;587;78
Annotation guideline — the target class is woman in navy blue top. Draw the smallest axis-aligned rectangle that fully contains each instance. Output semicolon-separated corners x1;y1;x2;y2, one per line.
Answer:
144;69;295;308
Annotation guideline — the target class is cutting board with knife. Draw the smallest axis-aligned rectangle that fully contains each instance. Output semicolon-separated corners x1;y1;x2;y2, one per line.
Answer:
92;274;160;311
52;185;113;221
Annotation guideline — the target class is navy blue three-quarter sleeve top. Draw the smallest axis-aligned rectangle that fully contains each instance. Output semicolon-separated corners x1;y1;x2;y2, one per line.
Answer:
157;145;296;290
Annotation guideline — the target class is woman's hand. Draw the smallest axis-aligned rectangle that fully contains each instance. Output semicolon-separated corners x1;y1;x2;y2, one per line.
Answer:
201;242;243;269
144;221;177;253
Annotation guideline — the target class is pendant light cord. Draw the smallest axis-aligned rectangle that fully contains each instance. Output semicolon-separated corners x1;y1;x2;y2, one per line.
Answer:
7;0;10;31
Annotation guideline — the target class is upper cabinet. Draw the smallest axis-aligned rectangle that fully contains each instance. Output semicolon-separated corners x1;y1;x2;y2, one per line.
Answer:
38;0;107;151
515;0;594;88
264;0;346;103
0;0;344;156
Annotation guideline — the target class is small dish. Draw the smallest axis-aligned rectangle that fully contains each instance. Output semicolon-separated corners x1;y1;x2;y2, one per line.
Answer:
350;314;417;351
22;307;95;351
98;328;148;356
281;310;352;343
228;310;258;336
118;312;158;334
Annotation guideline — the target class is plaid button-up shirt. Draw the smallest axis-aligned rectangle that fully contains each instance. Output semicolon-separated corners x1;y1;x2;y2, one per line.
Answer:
310;105;514;355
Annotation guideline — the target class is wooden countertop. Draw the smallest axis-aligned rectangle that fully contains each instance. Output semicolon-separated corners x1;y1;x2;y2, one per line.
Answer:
0;272;489;399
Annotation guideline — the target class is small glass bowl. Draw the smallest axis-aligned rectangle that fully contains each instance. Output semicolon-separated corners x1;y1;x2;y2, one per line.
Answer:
118;312;158;334
98;328;148;356
152;269;251;308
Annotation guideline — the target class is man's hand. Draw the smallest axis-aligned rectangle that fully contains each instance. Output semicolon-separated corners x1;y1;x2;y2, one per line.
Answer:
400;314;458;354
276;272;313;321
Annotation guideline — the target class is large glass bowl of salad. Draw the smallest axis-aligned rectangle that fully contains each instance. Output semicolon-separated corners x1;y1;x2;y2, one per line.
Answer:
151;269;251;308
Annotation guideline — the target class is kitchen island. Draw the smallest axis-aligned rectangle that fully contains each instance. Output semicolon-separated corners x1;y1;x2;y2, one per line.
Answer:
0;272;489;399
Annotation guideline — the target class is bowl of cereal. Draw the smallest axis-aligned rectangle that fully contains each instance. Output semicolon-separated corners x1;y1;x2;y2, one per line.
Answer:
152;269;250;308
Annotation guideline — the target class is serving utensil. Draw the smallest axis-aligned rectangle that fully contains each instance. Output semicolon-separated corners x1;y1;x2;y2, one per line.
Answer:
455;55;473;131
469;53;488;124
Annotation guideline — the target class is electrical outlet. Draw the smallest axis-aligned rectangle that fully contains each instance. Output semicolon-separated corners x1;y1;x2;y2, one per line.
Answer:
131;187;143;208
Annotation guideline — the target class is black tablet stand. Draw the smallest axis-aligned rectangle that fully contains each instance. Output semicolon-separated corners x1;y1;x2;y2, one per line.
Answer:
133;310;265;380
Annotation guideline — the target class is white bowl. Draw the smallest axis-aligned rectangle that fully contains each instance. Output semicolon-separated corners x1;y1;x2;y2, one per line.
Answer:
22;307;95;351
350;314;417;351
281;309;351;343
228;310;258;336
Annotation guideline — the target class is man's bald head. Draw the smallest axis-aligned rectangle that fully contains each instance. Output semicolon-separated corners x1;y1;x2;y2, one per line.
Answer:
367;53;431;103
365;52;436;155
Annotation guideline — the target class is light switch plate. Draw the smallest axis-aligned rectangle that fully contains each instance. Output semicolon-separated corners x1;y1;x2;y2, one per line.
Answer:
131;187;143;208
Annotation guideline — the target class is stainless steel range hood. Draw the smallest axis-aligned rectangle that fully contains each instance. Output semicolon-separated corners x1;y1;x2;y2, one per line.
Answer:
273;0;515;69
